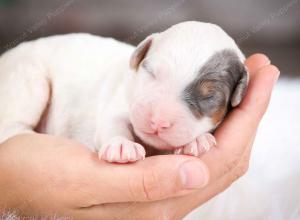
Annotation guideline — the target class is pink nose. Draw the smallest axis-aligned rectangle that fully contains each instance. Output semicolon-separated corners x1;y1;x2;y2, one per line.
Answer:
150;118;173;132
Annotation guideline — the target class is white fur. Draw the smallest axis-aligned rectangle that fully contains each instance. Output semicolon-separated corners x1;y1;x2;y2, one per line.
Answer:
128;22;244;151
0;21;244;161
1;21;298;219
1;80;299;219
0;33;133;151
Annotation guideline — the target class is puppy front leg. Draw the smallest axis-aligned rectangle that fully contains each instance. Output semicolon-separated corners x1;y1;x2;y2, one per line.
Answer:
95;115;145;163
0;57;50;144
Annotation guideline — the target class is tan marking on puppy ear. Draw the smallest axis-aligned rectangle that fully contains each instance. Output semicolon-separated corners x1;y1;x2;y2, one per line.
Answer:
130;33;158;71
231;66;249;107
211;106;227;125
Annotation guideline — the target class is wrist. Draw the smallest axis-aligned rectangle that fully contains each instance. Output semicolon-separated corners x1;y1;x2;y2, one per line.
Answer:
0;138;22;210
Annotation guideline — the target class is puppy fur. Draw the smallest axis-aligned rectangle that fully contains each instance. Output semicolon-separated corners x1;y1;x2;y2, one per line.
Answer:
0;21;248;163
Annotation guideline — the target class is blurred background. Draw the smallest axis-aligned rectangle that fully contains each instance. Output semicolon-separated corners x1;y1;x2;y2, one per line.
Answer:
0;1;299;219
0;0;299;76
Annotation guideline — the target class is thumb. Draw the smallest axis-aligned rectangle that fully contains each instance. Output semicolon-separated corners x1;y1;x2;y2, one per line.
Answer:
87;155;209;204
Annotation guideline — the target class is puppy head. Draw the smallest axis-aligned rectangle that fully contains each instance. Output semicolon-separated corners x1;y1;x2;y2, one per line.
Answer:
128;21;248;150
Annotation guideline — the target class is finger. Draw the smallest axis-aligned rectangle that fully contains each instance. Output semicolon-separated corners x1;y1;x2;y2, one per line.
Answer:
165;138;255;220
239;64;280;120
83;64;279;205
245;53;270;73
81;155;210;205
200;64;279;183
73;199;165;220
80;142;255;220
215;65;278;152
72;56;276;218
79;143;255;220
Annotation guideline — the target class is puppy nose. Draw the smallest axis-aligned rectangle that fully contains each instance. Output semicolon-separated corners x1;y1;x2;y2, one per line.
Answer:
150;118;172;131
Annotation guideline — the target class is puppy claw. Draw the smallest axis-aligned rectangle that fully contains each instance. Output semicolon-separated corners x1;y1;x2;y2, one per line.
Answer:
98;137;146;163
174;133;216;157
135;143;146;160
174;148;183;155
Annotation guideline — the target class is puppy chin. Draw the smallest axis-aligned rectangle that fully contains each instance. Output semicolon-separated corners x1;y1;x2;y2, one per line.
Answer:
133;128;176;150
133;127;196;150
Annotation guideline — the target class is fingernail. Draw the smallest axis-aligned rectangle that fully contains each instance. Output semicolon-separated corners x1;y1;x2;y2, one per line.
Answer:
265;58;271;65
258;54;271;65
273;69;280;85
179;161;209;189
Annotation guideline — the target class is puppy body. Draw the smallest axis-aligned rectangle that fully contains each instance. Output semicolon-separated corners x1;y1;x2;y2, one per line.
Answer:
0;22;248;162
0;33;133;150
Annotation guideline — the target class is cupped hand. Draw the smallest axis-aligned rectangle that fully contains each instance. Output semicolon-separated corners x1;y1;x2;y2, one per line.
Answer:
106;53;279;220
0;133;211;218
76;53;279;219
0;54;279;219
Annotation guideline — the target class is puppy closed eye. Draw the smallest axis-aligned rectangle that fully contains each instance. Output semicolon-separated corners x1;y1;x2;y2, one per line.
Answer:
199;91;226;112
202;93;216;101
200;94;218;108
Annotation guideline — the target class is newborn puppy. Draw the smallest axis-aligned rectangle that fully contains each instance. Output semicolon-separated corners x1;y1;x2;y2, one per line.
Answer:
0;21;248;163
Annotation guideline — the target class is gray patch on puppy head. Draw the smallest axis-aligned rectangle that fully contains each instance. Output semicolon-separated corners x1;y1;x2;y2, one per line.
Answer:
183;49;248;121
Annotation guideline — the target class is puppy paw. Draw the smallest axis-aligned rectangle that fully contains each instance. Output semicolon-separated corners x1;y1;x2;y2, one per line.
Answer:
98;137;146;163
174;133;216;157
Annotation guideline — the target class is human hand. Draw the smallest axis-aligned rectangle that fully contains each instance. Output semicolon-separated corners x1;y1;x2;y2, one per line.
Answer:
154;53;280;219
0;133;212;218
0;54;279;219
70;53;278;220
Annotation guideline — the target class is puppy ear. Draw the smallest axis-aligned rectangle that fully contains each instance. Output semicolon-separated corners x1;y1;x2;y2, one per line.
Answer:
231;65;249;107
130;34;157;70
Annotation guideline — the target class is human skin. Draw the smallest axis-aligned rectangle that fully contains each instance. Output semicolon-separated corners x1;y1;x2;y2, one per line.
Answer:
0;54;279;219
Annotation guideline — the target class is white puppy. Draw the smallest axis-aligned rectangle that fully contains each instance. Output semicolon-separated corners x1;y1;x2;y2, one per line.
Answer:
0;21;248;163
